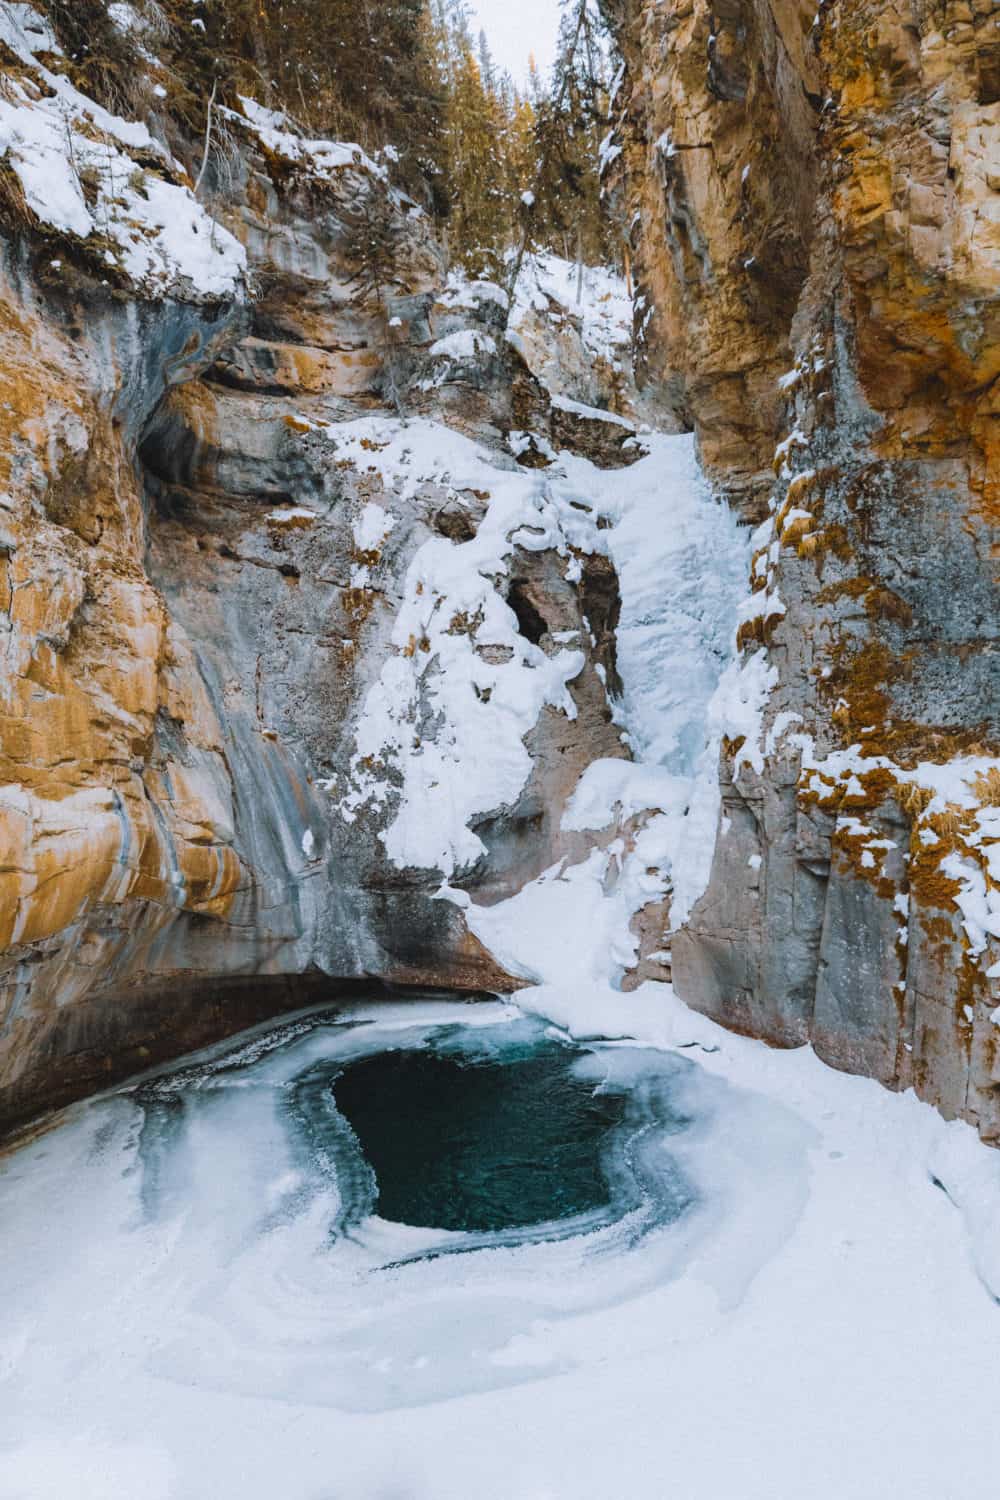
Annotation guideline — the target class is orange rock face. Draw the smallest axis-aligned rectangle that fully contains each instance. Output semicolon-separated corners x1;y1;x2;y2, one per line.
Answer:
606;0;1000;1137
607;0;1000;514
0;61;641;1130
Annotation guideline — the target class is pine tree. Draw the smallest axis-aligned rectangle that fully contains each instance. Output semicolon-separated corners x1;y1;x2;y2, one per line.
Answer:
341;187;407;411
530;0;617;270
47;0;626;281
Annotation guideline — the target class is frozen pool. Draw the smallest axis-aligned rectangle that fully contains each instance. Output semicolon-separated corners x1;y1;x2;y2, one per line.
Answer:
6;1003;1000;1500
0;997;813;1430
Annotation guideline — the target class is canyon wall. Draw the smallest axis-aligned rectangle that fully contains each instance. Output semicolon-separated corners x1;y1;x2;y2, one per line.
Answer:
0;9;641;1128
5;0;1000;1145
603;0;1000;1135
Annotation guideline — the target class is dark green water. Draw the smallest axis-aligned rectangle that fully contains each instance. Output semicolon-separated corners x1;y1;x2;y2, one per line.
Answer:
332;1043;628;1232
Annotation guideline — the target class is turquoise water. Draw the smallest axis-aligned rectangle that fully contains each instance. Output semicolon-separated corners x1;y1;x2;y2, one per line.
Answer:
128;1010;696;1258
331;1042;629;1232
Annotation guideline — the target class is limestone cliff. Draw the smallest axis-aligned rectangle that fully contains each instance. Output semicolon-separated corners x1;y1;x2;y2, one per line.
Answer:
5;0;1000;1148
603;0;1000;1135
0;7;639;1128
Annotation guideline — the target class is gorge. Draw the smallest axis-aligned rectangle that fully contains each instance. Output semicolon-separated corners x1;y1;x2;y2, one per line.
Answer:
2;0;1000;1494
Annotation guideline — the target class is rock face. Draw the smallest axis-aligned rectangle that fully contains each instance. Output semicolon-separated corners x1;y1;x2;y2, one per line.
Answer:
5;0;1000;1148
0;19;633;1130
604;0;1000;1136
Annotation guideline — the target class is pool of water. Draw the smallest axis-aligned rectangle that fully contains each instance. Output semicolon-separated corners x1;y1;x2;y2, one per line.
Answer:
260;1009;697;1261
329;1042;629;1232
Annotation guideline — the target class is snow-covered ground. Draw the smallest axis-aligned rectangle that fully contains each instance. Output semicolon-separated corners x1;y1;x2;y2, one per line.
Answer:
5;403;1000;1499
3;994;1000;1500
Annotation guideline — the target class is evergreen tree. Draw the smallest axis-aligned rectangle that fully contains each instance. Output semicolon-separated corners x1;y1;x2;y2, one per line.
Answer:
531;0;617;268
341;187;407;411
42;0;622;279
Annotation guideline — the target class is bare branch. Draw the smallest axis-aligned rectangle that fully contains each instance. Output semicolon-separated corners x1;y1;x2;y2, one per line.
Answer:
193;78;218;197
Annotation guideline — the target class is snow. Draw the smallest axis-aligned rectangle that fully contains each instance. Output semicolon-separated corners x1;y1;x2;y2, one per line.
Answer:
0;5;245;299
562;760;689;833
942;852;1000;955
4;994;1000;1499
352;501;395;554
598;129;622;174
232;95;386;181
333;417;586;876
511;251;634;366
428;329;497;361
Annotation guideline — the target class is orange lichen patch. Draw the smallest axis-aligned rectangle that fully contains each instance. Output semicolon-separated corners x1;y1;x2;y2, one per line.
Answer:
819;639;902;744
797;769;841;810
796;523;853;564
918;910;958;957
909;839;969;913
956;950;989;1023
283;413;313;435
830;820;898;900
736;608;784;653
841;765;899;808
816;574;872;606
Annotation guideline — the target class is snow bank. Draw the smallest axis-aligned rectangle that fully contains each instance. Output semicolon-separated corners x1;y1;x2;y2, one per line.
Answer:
511;251;634;368
230;95;387;182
